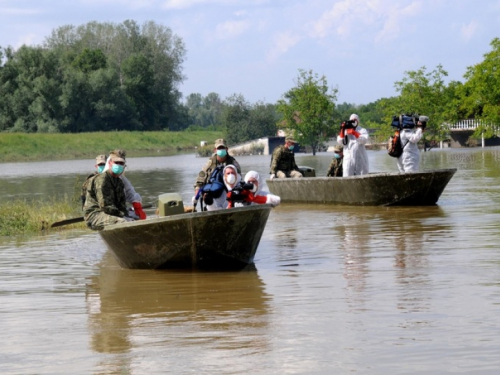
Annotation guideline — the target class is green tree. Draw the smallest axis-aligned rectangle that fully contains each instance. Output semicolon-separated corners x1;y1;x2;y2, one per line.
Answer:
72;48;107;73
59;67;134;132
249;101;279;140
277;69;337;155
185;92;223;129
220;95;278;144
379;65;452;141
458;38;500;137
0;46;63;132
44;20;187;131
122;53;155;130
220;94;251;145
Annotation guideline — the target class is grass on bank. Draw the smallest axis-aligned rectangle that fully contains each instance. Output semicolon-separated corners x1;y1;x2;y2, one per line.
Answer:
0;196;85;237
0;130;224;162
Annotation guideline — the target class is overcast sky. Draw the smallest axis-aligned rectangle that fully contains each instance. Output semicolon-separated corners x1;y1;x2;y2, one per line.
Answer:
1;0;499;106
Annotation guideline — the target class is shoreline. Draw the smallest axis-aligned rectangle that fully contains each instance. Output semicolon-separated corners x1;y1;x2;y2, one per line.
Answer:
0;130;223;163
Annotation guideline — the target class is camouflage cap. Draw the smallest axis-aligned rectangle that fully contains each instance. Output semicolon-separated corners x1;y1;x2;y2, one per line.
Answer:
285;136;296;143
109;149;126;163
214;138;227;148
95;155;106;164
333;145;343;153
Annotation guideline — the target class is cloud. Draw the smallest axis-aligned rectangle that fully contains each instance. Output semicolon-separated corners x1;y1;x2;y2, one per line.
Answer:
0;7;40;16
267;31;302;62
310;0;424;43
375;1;421;43
461;20;478;42
15;33;40;48
213;20;250;40
80;0;156;7
161;0;260;10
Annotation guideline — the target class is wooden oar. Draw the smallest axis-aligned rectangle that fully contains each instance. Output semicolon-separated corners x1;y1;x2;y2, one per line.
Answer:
50;204;154;228
50;217;85;228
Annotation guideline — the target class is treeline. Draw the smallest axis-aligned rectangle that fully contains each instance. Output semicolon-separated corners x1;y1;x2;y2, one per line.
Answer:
2;19;499;149
0;19;384;141
0;20;187;132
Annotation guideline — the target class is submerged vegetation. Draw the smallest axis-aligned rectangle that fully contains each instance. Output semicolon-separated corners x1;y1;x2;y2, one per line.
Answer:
0;196;85;237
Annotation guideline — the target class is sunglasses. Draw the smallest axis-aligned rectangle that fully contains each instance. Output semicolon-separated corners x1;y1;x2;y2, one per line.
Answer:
114;161;125;166
97;163;106;167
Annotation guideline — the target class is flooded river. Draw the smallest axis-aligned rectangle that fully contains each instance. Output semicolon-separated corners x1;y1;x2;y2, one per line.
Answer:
1;149;500;374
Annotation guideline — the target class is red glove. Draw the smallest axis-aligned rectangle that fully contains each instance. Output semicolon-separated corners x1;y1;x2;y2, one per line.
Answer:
132;202;147;220
346;129;360;138
246;192;267;204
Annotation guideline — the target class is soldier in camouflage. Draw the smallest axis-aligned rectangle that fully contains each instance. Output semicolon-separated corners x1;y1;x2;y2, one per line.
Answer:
269;136;303;179
326;145;344;177
193;138;241;200
84;152;131;230
81;154;107;208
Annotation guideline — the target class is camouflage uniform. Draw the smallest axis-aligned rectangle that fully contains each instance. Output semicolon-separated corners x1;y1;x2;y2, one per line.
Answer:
194;153;241;189
326;157;343;177
81;172;98;208
270;145;302;178
84;171;129;230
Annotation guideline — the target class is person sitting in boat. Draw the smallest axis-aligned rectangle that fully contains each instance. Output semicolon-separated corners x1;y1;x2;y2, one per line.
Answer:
269;136;302;179
397;115;428;173
81;152;146;219
337;114;369;176
205;164;241;211
83;151;135;230
326;145;344;177
193;138;241;206
81;154;107;208
102;149;146;220
231;171;281;208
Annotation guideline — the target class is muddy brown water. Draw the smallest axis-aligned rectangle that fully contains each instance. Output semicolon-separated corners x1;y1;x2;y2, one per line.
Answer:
1;149;500;374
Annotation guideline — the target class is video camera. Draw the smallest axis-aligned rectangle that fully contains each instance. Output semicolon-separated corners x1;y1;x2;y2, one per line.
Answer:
227;182;254;203
391;114;428;130
341;120;357;129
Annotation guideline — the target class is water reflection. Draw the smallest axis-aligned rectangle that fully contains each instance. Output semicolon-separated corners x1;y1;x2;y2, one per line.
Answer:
86;252;271;369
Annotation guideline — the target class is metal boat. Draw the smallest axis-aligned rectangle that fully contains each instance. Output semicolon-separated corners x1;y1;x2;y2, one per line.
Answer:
266;169;457;206
99;204;272;269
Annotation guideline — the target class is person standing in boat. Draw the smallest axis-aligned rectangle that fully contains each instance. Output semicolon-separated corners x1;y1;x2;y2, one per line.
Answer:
337;114;369;176
84;151;133;230
193;139;241;204
269;136;303;179
397;115;428;173
326;145;344;177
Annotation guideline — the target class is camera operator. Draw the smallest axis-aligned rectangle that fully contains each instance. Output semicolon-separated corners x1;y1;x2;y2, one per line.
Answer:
337;114;369;176
205;164;241;211
397;115;428;173
230;171;281;208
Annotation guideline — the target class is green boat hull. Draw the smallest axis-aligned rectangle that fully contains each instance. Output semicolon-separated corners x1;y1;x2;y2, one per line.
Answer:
99;204;272;269
266;169;456;206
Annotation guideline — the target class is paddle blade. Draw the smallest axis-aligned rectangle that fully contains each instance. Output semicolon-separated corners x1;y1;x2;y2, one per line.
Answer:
50;217;85;228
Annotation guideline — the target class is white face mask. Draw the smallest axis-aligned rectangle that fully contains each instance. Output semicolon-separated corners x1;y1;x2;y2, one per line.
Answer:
226;174;236;185
250;185;258;193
